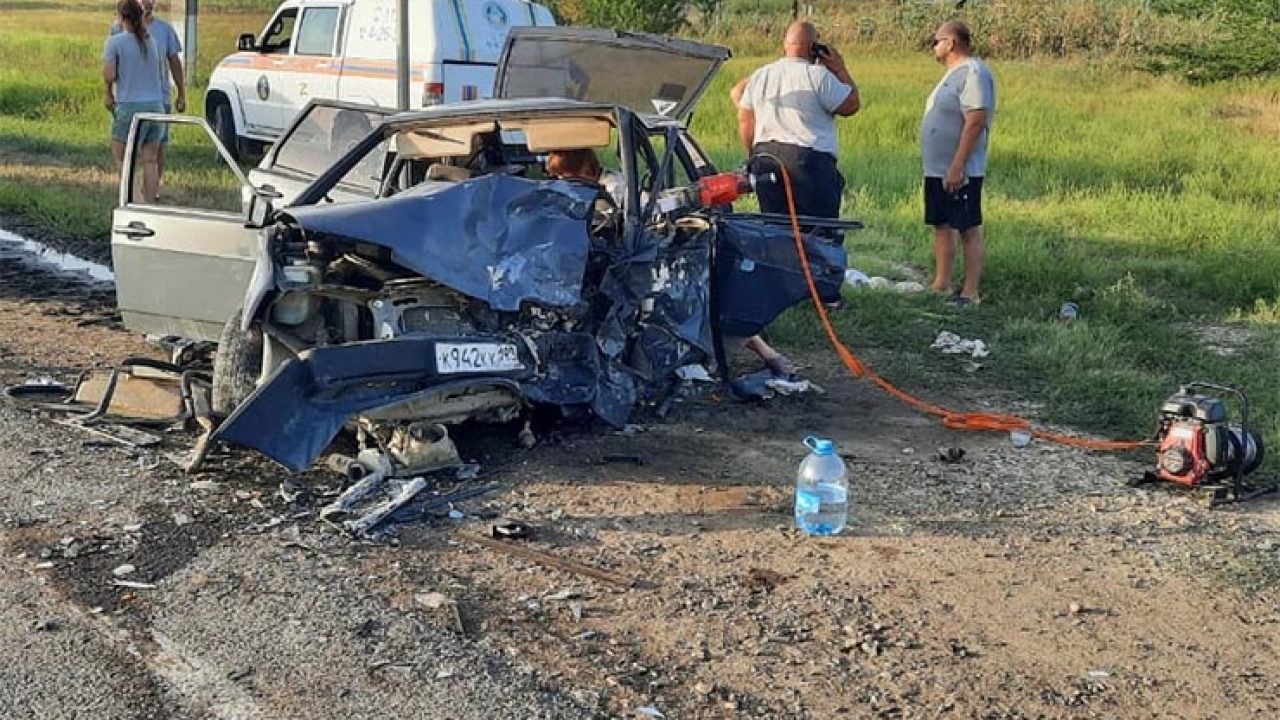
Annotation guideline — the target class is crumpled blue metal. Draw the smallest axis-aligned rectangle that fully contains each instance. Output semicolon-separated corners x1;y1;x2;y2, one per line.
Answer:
286;175;599;311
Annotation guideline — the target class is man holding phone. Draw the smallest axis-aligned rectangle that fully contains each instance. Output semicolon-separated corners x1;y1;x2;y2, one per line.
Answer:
922;20;996;307
731;20;860;222
729;20;860;377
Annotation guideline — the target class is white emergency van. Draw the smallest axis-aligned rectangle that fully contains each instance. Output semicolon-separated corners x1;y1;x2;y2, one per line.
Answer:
205;0;555;158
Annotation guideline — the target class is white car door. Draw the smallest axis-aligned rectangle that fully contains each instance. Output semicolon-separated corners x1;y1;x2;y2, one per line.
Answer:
110;115;263;342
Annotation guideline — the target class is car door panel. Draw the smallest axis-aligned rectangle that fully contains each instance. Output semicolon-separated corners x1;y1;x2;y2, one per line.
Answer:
111;115;261;342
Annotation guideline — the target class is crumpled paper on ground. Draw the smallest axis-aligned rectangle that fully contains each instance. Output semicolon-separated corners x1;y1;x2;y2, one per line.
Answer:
931;330;989;358
845;268;926;294
730;369;825;400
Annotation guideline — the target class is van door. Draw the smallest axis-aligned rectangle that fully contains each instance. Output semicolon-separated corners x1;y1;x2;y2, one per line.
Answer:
286;4;344;116
242;5;300;133
110;115;261;342
494;27;730;121
432;0;556;103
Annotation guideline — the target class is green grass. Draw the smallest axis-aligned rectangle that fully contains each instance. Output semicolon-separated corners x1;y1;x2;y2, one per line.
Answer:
1;3;1279;467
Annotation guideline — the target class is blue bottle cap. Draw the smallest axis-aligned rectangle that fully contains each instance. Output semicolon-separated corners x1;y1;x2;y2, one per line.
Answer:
803;436;836;456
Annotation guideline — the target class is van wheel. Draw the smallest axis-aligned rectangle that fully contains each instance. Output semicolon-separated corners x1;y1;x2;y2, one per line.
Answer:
212;307;263;418
211;100;242;163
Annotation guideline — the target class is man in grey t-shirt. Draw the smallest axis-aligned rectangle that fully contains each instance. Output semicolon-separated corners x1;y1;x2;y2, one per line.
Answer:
921;21;995;306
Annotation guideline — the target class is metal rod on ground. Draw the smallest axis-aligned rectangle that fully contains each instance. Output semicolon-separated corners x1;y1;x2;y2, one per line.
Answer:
464;534;642;590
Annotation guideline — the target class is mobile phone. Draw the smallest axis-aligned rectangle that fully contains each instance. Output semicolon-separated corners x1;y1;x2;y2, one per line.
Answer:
810;42;831;63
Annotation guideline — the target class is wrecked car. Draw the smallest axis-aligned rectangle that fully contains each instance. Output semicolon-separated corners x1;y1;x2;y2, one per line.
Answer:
109;28;851;475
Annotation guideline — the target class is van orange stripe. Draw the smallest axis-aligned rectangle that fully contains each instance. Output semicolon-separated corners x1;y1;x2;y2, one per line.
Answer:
217;52;429;78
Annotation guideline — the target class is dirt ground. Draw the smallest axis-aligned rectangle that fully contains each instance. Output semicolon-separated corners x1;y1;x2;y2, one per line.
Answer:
1;232;1278;719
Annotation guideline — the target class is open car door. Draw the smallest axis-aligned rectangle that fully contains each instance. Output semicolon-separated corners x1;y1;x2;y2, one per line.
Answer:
494;27;730;122
251;99;392;206
110;115;262;342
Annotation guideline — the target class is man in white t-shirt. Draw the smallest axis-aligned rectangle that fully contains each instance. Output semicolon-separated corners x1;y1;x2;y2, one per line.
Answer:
732;21;860;222
729;21;860;377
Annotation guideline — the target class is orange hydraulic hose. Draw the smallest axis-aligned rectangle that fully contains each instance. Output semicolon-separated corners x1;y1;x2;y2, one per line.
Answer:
771;163;1151;452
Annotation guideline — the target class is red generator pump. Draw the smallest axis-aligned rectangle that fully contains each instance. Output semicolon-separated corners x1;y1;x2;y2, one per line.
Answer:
1140;382;1269;503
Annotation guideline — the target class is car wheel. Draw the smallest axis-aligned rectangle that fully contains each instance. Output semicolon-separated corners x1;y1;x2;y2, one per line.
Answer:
212;307;263;418
211;100;242;163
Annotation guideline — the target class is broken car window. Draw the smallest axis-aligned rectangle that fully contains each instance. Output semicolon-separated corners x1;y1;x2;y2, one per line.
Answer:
129;120;243;213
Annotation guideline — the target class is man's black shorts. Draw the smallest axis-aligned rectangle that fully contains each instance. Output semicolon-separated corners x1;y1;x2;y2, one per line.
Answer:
924;176;984;231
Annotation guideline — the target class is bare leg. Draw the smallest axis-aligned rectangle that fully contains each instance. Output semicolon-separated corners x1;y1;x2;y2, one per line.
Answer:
139;142;160;203
156;141;166;198
744;335;793;376
110;139;126;167
930;224;956;293
743;335;779;363
959;225;985;301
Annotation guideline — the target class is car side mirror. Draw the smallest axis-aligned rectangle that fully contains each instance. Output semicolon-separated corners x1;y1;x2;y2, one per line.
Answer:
242;186;275;228
237;33;257;52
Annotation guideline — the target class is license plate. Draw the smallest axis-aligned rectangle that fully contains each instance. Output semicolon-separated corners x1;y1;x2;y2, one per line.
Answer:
435;342;523;374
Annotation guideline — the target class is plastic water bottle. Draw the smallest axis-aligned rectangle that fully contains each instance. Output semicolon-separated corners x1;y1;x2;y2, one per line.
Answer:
794;436;849;536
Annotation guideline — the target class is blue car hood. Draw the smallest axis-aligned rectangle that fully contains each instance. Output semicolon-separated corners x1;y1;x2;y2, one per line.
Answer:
285;175;599;311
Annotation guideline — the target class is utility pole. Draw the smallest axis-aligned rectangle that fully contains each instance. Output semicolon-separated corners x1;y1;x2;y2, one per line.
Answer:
397;0;410;111
182;0;198;88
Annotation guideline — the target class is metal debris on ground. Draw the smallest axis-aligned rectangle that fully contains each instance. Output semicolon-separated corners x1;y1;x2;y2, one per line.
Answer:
111;579;157;590
414;592;453;610
465;533;642;590
343;477;429;537
491;519;531;540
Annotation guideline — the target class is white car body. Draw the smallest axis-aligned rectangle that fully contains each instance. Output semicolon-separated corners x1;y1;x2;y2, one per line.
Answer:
205;0;554;155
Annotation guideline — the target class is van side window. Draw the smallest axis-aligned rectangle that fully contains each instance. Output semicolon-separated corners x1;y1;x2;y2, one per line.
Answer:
295;7;341;57
261;9;297;54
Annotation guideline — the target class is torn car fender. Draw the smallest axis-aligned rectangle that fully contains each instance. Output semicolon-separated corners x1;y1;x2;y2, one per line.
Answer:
240;224;278;331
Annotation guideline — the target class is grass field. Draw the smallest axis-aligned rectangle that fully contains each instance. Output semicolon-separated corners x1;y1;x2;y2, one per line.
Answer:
1;3;1279;464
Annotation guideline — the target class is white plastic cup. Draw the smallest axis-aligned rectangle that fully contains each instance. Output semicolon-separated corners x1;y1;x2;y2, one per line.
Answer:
1009;430;1032;448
